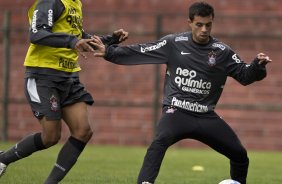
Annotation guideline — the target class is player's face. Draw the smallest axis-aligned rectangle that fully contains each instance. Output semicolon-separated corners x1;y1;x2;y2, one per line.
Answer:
188;15;213;44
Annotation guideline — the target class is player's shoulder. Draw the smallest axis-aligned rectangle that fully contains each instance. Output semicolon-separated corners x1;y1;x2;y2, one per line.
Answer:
161;32;190;43
210;37;231;52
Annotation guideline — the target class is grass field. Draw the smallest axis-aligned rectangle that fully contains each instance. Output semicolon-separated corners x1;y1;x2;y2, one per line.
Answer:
0;143;281;184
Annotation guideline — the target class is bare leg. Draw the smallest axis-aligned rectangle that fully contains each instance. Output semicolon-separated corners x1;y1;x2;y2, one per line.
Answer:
44;102;93;184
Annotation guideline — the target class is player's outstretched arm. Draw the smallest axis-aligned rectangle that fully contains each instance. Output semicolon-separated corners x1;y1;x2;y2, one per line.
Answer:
92;34;170;65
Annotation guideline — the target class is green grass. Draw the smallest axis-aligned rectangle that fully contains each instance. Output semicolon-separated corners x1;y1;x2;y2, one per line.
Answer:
0;143;281;184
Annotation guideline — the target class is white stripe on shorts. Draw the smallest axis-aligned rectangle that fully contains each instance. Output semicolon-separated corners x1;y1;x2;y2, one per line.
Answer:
27;78;41;103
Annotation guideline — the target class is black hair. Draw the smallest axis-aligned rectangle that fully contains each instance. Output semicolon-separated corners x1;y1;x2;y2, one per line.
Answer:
188;1;214;21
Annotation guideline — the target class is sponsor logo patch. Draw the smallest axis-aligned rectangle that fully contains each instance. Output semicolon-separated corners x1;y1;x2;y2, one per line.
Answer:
232;54;242;63
175;36;188;42
140;40;167;53
171;97;208;113
48;9;53;26
212;43;225;50
174;67;211;95
31;10;39;33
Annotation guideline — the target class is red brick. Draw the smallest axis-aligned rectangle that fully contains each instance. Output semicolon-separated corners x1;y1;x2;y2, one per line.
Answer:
0;0;282;151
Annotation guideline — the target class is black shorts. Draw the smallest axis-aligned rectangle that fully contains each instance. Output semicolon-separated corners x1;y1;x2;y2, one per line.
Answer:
24;76;94;120
155;106;247;160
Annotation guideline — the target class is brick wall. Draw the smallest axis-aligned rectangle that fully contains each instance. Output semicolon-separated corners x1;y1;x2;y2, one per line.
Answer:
0;0;281;151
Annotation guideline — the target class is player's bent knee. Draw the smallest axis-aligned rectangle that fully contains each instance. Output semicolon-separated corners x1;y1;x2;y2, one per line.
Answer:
42;134;61;148
73;128;93;142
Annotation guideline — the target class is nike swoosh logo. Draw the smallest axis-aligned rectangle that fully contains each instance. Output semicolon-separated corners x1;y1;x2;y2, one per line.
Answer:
181;51;191;55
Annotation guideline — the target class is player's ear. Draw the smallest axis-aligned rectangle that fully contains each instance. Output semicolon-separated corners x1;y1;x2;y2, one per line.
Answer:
187;19;193;27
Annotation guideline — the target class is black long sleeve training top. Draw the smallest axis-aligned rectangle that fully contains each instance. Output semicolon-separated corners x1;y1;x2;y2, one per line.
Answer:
104;32;267;113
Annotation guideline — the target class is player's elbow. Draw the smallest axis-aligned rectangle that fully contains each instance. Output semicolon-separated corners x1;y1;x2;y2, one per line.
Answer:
29;31;39;44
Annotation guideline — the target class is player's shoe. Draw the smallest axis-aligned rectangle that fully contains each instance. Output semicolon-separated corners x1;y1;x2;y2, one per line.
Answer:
0;151;7;177
142;182;153;184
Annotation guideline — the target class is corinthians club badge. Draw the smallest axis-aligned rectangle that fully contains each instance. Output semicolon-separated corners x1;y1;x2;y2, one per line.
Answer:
207;51;217;67
50;95;59;111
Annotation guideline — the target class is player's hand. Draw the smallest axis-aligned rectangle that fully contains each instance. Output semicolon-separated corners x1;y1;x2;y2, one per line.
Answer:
257;53;272;66
75;38;95;59
92;35;106;57
113;29;129;43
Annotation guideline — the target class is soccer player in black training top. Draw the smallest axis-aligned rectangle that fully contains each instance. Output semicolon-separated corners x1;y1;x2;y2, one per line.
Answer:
92;1;271;184
0;0;127;183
